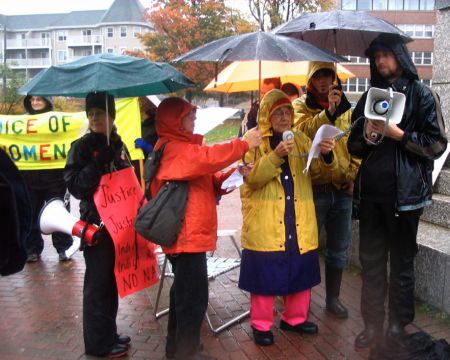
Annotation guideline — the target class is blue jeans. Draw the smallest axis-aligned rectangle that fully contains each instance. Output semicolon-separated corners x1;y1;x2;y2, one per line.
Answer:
313;186;353;269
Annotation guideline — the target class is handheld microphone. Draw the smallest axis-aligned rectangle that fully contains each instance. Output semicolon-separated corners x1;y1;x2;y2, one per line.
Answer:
282;130;294;141
373;100;389;115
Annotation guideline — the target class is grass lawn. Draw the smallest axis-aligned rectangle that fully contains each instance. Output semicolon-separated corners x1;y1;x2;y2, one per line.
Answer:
204;118;241;144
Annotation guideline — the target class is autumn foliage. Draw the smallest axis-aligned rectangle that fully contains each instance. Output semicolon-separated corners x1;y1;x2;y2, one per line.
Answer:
137;0;255;90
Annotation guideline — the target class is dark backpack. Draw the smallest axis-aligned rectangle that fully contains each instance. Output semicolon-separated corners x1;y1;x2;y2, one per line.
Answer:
134;143;188;247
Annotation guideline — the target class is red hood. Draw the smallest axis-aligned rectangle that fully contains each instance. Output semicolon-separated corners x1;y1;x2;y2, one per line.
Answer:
155;97;203;146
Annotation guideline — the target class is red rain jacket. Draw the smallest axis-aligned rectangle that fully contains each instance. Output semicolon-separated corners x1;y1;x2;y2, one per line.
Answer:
152;98;249;253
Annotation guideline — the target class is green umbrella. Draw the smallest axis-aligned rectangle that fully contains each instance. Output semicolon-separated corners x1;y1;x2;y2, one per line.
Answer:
19;54;196;98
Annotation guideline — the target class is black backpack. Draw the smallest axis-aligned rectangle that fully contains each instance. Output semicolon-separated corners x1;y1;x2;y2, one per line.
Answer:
134;143;188;247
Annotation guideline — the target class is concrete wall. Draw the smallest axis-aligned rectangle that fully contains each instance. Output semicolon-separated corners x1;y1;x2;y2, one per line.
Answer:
433;8;450;137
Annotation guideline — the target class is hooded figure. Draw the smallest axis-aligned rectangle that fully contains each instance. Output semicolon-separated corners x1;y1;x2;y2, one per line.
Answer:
239;89;338;346
0;148;31;276
152;97;261;360
348;34;447;349
20;95;73;263
23;95;53;114
292;61;361;319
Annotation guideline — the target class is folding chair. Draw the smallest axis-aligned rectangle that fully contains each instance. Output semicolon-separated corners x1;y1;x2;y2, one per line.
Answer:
153;229;250;334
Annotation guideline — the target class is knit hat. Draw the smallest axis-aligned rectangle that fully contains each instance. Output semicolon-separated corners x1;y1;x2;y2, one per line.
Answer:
85;92;116;119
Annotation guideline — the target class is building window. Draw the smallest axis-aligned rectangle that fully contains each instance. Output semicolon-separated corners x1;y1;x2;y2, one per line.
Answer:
57;50;67;62
420;0;435;9
357;0;371;10
398;24;434;38
133;47;141;52
133;26;141;38
404;0;420;9
107;27;114;38
342;0;357;9
107;48;114;54
411;51;433;65
120;47;127;54
343;78;369;93
57;31;67;42
120;27;127;38
373;0;388;9
388;0;404;9
345;55;369;64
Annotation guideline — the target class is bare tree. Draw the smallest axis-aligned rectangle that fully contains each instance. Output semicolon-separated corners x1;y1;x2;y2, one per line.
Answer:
248;0;335;31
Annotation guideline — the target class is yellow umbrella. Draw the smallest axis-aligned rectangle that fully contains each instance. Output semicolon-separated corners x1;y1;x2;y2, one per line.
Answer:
204;61;354;93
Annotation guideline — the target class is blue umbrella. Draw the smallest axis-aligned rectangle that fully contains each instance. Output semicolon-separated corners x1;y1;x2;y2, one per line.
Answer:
19;54;196;98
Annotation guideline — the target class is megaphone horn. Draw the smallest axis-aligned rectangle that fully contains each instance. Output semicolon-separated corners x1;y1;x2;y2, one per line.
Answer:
364;87;406;125
39;198;101;246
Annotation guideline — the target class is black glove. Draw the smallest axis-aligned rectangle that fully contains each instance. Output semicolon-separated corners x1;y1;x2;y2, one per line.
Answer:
95;145;115;165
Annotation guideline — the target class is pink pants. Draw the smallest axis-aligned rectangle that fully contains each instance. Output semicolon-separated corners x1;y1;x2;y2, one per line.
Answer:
250;289;311;331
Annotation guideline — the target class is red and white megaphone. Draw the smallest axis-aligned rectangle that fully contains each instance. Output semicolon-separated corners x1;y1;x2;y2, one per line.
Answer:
39;198;102;248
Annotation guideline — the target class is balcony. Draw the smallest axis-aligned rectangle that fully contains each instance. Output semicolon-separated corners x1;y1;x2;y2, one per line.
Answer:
67;35;103;47
6;57;51;69
6;38;51;49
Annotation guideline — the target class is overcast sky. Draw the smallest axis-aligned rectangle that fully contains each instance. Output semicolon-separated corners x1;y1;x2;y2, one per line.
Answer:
0;0;250;16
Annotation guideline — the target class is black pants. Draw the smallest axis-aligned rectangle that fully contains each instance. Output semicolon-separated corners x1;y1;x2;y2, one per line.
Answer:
83;233;118;356
359;200;422;329
23;170;73;255
166;252;208;358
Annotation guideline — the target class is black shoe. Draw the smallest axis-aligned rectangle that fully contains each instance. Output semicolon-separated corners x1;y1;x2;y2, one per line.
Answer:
279;319;318;335
58;252;70;262
326;297;348;319
116;334;131;345
385;323;405;339
26;253;40;262
108;343;128;358
252;327;274;346
354;325;381;349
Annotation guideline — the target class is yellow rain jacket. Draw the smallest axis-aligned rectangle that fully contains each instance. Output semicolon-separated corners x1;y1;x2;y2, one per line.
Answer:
240;89;337;253
292;62;360;187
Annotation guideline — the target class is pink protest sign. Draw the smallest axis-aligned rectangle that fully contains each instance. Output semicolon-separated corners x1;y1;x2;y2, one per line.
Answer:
94;166;159;298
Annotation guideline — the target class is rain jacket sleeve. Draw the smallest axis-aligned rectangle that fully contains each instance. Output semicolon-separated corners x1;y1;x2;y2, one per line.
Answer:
400;85;447;161
64;139;103;199
156;139;249;181
293;95;330;130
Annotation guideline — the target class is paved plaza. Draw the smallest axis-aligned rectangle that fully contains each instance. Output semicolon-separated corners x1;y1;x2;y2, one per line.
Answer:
0;190;449;360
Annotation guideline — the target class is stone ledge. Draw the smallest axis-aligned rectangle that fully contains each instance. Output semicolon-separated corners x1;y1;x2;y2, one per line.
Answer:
422;193;450;228
348;219;450;314
434;168;450;196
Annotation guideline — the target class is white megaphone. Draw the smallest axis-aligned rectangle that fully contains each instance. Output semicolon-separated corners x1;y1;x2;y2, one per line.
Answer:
39;198;102;253
364;87;406;125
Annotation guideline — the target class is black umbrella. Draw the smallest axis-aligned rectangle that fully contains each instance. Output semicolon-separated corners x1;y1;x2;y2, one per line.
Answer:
273;10;412;57
174;31;344;98
173;31;344;63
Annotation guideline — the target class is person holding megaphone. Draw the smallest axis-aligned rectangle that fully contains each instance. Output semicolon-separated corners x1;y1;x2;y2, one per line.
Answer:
64;92;131;358
238;89;337;347
348;34;447;349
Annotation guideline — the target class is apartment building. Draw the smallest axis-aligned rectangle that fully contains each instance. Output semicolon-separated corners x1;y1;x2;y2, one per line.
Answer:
338;0;436;96
0;0;152;82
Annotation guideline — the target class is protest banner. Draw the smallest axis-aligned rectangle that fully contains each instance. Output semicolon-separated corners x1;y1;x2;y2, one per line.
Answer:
0;97;143;170
94;166;159;298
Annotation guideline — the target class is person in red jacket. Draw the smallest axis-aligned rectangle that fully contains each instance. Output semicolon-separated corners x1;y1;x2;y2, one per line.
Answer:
153;97;262;360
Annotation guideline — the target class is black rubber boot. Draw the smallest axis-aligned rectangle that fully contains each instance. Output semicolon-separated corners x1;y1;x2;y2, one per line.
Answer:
325;265;348;319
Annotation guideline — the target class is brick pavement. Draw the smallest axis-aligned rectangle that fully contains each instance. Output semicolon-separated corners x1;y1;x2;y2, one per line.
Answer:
1;189;449;360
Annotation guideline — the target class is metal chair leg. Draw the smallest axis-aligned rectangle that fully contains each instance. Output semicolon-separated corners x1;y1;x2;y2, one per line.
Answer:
153;256;169;319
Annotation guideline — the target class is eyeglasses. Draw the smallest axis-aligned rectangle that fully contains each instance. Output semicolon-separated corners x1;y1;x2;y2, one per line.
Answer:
271;108;292;119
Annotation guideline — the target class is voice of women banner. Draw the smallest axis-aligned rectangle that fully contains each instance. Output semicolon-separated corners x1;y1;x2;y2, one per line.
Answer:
0;98;144;170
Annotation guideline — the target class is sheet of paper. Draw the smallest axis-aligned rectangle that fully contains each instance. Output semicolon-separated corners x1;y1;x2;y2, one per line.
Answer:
221;168;244;192
303;124;343;173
